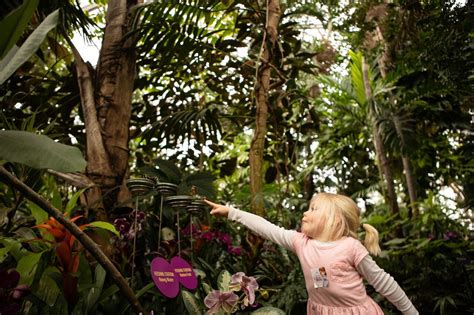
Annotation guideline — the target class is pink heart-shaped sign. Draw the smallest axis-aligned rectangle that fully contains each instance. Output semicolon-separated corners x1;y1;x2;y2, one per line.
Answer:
170;256;198;290
150;257;179;298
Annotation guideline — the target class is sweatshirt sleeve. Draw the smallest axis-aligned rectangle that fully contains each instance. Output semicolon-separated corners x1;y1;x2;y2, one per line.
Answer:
228;207;297;252
356;255;419;315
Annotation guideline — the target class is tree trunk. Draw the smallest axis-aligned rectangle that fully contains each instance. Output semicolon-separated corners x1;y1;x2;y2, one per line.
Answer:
376;23;418;217
249;0;281;216
72;0;141;219
362;57;399;216
393;115;418;216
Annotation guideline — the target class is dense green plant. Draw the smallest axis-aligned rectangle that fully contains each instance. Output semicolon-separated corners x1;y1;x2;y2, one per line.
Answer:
366;195;474;314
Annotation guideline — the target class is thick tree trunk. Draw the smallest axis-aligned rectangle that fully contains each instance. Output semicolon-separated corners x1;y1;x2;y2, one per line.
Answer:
72;0;140;219
249;0;281;216
96;0;138;211
71;44;111;220
362;57;399;216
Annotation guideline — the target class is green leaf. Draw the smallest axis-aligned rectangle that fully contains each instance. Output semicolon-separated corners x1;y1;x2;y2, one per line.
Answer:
154;159;182;183
86;264;106;311
135;282;155;299
0;0;39;58
384;238;406;246
217;270;231;291
65;186;92;216
202;282;212;295
16;251;43;285
0;237;24;261
26;201;49;225
181;290;202;315
0;9;59;84
0;243;12;263
87;221;119;236
0;130;86;172
36;272;60;306
98;284;119;304
416;238;431;249
252;306;286;314
119;282;155;314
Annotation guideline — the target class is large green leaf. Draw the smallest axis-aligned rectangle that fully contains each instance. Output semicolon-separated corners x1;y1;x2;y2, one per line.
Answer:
26;201;49;225
16;251;43;285
153;159;183;183
86;264;107;311
87;221;119;236
181;290;202;315
0;0;39;58
252;306;286;314
217;270;231;291
65;186;92;216
0;130;86;172
0;9;59;85
0;243;12;263
36;271;60;307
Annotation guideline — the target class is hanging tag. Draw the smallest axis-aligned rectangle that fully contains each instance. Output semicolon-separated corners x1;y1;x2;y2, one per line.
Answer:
150;257;179;298
171;256;198;290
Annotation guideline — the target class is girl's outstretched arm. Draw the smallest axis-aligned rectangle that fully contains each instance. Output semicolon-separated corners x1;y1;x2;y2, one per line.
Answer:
205;200;297;252
357;255;419;315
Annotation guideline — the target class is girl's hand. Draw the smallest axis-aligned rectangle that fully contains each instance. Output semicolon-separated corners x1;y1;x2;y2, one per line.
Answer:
204;199;230;218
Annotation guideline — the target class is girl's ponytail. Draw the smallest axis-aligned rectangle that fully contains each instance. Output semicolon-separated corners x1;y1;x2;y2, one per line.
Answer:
362;223;381;256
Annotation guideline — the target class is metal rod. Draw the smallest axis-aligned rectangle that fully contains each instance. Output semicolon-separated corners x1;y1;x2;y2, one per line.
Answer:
158;195;163;254
177;210;181;257
131;197;139;287
190;214;193;263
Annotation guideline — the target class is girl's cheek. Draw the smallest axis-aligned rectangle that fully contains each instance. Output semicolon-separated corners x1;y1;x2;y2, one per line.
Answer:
312;216;325;237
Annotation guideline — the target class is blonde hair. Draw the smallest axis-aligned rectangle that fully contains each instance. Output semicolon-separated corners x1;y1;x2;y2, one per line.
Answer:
309;192;381;256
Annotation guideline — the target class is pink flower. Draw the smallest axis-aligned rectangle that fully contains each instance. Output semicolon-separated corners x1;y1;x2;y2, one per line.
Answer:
201;231;214;241
229;272;259;306
204;290;239;314
217;232;232;246
227;246;242;256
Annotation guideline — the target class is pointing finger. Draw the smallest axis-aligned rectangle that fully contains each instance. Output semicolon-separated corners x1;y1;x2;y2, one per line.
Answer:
204;199;218;207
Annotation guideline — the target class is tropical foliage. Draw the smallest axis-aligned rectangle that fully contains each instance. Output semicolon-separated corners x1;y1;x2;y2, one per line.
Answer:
0;0;472;314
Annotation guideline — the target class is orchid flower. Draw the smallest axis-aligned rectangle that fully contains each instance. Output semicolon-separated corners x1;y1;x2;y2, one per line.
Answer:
204;290;239;314
229;272;259;306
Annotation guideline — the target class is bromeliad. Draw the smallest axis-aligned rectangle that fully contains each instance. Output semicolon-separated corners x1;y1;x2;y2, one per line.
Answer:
34;215;90;305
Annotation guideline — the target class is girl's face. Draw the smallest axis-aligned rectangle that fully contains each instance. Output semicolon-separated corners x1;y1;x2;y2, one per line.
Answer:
301;204;323;238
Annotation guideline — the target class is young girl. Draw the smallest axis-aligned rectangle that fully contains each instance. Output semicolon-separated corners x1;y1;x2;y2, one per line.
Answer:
205;192;418;315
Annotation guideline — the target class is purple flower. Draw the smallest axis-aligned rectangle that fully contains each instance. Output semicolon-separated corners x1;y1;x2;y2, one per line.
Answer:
114;218;131;236
227;246;242;256
129;210;145;221
182;224;200;236
11;284;30;300
229;272;259;306
201;231;214;241
444;231;458;241
204;290;239;314
0;269;30;315
217;233;232;247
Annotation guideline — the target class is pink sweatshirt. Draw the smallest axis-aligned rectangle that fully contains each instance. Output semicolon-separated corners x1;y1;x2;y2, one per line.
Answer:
228;207;418;315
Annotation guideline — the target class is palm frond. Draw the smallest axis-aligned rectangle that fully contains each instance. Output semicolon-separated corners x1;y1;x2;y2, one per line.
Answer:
141;106;222;149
